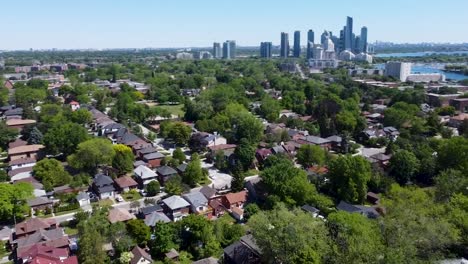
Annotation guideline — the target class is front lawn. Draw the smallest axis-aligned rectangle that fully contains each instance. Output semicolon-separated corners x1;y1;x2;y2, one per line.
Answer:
156;104;185;117
122;191;142;202
64;227;78;236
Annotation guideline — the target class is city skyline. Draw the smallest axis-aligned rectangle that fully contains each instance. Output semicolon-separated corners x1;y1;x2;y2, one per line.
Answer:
1;0;468;50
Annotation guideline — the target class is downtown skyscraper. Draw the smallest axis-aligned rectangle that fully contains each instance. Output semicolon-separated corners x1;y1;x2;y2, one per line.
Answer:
360;26;368;53
307;29;315;59
280;32;289;58
293;31;301;57
260;42;272;58
344;16;353;51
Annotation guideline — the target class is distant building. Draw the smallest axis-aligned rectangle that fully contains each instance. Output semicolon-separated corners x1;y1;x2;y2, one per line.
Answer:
260;42;272;58
280;32;289;58
223;40;236;59
385;62;412;82
345;16;353;50
175;52;193;60
213;42;222;58
307;29;315;59
360;26;368;53
293;30;301;57
194;51;213;59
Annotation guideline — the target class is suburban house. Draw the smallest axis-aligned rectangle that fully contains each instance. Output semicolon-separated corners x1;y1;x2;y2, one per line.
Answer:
16;244;76;264
130;246;153;264
144;212;171;227
14;229;70;261
326;135;342;151
161;195;191;221
182;191;211;219
255;148;272;164
5;118;36;131
8;157;36;171
136;146;159;159
336;201;380;219
209;199;226;218
156;166;178;185
296;136;332;150
92;174;116;199
192;257;219;264
107;208;136;223
14;218;57;239
221;190;248;210
199;185;217;200
301;205;321;218
102;123;125;137
27;197;54;211
448;113;468;128
68;101;80;111
143;152;165;168
134;165;158;187
176;163;187;175
139;204;164;219
8;144;45;161
189;132;227;152
223;235;261;264
114;176;138;192
76;192;90;207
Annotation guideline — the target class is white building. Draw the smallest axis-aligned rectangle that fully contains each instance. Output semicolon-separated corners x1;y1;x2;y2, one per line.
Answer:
406;73;445;83
176;52;193;60
309;43;338;70
355;53;373;63
339;50;356;61
385;62;412;82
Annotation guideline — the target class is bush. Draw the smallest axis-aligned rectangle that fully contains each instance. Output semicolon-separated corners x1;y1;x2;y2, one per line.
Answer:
54;203;80;213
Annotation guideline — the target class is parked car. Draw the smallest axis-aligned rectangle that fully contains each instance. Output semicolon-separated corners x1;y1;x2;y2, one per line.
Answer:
116;195;124;202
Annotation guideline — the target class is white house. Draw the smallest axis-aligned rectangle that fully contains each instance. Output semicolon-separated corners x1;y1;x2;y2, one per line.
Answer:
130;246;152;264
8;157;36;171
76;192;90;206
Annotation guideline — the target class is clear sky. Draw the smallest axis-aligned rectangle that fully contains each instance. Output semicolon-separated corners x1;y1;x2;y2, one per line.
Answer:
2;0;467;50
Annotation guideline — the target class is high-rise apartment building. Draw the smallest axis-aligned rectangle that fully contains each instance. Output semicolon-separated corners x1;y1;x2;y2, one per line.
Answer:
293;31;301;57
307;30;315;59
260;42;272;58
345;16;353;50
360;26;368;53
213;42;221;58
222;40;236;59
280;32;289;58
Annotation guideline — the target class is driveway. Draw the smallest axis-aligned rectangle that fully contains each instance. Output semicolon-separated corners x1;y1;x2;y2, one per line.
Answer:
201;161;232;190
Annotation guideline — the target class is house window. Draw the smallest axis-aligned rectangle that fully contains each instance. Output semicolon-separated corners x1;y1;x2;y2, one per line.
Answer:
198;206;204;211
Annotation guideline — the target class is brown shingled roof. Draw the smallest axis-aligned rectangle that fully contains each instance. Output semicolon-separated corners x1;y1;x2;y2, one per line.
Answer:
8;144;44;155
225;190;248;205
114;176;138;188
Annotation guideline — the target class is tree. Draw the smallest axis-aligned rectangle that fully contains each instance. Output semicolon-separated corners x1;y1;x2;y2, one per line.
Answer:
437;137;468;173
296;144;326;168
0;182;33;223
250;204;331;264
160;121;192;145
214;216;245;247
327;211;384;264
149;222;177;258
112;144;135;174
69;108;93;124
33;158;72;191
0;170;7;182
126;219;151;245
259;96;281;122
381;185;460;262
182;154;203;187
389;150;420;184
165;176;184;195
243;203;260;219
27;127;43;144
146;180;160;196
434;169;468;202
328;155;371;203
172;147;186;163
44;122;89;156
234;138;255;171
0;121;18;149
78;223;109;264
447;194;468;248
260;158;333;209
176;215;221;259
68;138;115;172
119;251;133;264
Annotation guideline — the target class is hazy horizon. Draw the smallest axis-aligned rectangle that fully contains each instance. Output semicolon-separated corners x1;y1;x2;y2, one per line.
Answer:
2;0;468;50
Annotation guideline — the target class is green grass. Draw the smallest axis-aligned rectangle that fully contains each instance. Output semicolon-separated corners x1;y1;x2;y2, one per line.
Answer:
243;169;260;177
95;199;114;207
64;227;78;236
54;208;80;216
156;104;185;117
122;191;142;202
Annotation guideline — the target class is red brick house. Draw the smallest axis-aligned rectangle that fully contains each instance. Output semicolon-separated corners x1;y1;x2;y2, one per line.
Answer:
221;190;248;210
14;218;57;239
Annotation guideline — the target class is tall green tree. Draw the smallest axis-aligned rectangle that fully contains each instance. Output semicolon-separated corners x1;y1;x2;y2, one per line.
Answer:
328;155;371;203
112;144;135;174
0;182;33;223
434;169;468;202
437;137;468;173
172;147;186;163
126;219;151;245
44;122;89;156
327;211;384;264
33;158;72;191
0;121;19;149
182;154;203;187
68;138;115;172
250;204;331;264
389;150;420;184
296;144;326;168
234;138;255;171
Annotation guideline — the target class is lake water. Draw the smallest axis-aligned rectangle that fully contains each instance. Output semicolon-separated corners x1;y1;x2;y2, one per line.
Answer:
375;51;468;58
374;51;468;81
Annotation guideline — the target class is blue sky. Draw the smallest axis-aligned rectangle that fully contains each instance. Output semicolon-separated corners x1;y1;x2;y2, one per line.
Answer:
2;0;467;50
